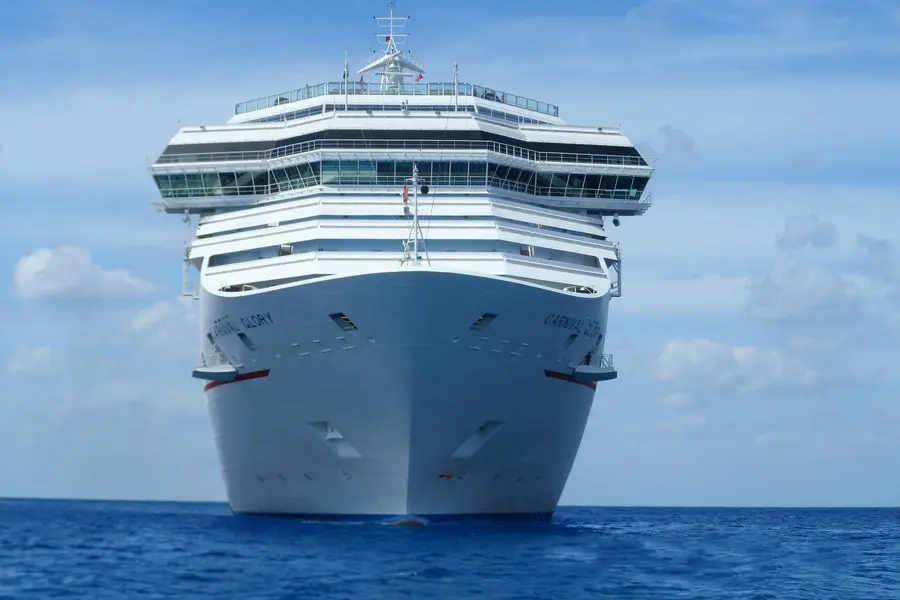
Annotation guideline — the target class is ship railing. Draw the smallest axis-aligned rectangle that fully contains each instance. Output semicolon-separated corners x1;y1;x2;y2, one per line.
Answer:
197;349;231;368
581;352;614;369
234;81;559;118
156;180;653;207
156;139;654;169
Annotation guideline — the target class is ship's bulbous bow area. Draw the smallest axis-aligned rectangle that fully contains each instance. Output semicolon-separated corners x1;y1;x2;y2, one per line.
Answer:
201;271;608;518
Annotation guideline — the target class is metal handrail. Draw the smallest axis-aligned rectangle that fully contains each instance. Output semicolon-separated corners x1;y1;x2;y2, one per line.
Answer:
581;352;614;369
158;180;653;204
156;139;652;168
235;81;559;118
197;349;231;368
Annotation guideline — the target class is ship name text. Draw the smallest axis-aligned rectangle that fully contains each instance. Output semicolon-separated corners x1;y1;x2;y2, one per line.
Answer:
240;312;275;329
209;316;241;340
544;313;602;338
208;313;275;340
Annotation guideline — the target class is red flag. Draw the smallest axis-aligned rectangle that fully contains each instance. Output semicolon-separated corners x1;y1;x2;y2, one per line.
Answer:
402;184;408;203
415;73;423;82
385;35;391;42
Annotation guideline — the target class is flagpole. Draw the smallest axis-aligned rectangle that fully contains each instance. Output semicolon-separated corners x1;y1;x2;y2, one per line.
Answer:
343;49;349;109
453;61;459;111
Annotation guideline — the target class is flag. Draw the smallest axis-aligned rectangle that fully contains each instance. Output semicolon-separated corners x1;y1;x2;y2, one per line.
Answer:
385;35;391;42
402;184;408;203
415;73;423;82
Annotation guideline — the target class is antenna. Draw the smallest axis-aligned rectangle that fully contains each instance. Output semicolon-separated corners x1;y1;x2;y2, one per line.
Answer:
180;210;197;299
453;61;459;110
343;48;350;108
401;162;430;266
358;0;424;88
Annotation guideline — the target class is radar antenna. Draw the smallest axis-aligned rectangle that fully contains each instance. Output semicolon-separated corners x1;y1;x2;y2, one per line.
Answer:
358;0;424;88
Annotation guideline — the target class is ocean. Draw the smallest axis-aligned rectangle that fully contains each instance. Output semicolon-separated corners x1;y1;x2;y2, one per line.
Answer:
0;500;897;599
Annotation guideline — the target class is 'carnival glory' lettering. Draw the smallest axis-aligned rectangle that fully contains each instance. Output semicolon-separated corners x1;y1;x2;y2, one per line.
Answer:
240;313;274;329
208;313;275;341
544;313;602;338
209;316;240;340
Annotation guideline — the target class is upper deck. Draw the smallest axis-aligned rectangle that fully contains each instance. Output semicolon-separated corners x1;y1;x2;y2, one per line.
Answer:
233;82;560;120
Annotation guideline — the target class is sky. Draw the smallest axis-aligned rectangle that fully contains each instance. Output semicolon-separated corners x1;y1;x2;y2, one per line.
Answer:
1;0;899;507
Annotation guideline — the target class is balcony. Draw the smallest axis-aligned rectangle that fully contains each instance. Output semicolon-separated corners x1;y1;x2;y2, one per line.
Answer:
571;353;617;383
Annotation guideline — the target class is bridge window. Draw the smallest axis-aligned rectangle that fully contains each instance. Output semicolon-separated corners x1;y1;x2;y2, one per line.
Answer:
154;160;648;202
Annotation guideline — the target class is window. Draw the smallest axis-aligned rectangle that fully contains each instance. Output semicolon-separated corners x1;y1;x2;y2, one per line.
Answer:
153;160;649;202
329;313;359;331
237;333;256;351
470;313;498;331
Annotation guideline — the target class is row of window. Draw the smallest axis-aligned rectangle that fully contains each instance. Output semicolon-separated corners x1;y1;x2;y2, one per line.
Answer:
475;106;548;125
247;104;325;123
159;138;648;167
244;103;550;126
154;160;649;200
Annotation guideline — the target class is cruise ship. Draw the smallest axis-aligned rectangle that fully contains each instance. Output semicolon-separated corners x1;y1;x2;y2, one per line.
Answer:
150;2;654;519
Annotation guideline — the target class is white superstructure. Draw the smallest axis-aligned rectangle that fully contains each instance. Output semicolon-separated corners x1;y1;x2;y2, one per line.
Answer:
151;2;654;519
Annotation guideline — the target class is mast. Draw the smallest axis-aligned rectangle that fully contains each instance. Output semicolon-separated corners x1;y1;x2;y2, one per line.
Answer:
413;163;419;261
453;61;459;111
357;0;425;89
401;163;429;266
343;49;349;109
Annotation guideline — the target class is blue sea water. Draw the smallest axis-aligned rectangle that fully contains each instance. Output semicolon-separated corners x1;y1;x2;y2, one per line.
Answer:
0;500;898;599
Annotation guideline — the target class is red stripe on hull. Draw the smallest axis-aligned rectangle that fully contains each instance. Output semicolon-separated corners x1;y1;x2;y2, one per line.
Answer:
543;369;596;390
204;369;271;392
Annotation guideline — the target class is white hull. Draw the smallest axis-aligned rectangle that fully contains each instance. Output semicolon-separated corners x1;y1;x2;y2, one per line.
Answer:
200;270;609;518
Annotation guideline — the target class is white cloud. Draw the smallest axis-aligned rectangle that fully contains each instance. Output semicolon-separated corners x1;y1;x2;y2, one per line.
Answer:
755;431;782;446
857;235;900;286
640;125;698;165
637;218;900;402
776;214;838;250
4;374;219;501
755;427;897;450
0;211;189;252
13;245;156;300
615;183;900;276
124;297;199;357
655;338;818;394
5;345;55;376
0;332;216;500
656;414;707;434
743;229;900;349
617;274;750;315
661;392;693;408
747;261;862;322
125;296;196;335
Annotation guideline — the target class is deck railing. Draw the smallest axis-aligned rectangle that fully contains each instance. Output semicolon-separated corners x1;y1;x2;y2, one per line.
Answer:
156;138;652;168
234;81;559;118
